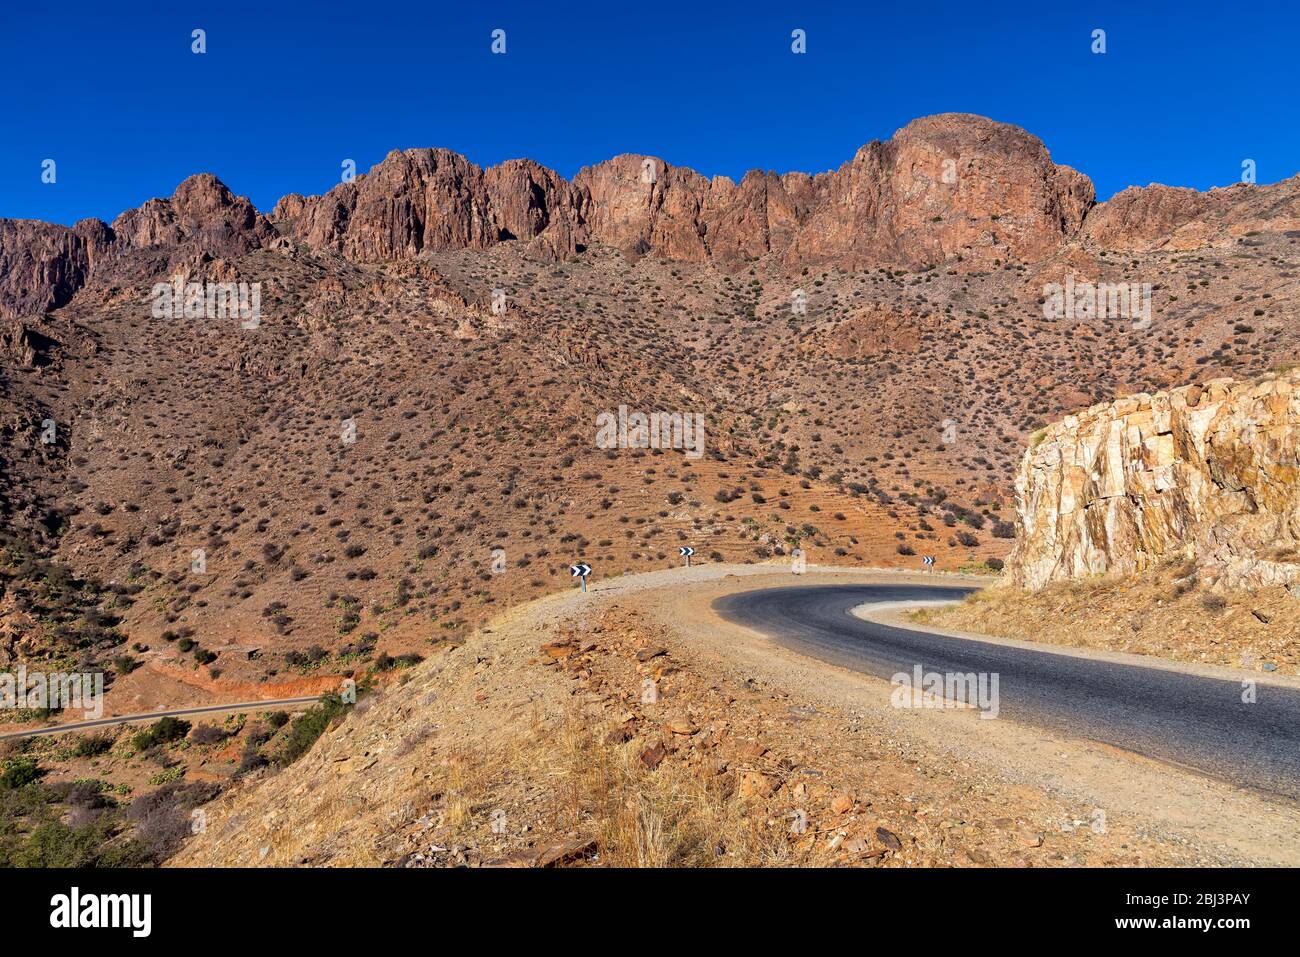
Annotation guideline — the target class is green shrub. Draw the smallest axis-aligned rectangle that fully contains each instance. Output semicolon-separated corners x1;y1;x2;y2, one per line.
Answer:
275;694;349;767
72;733;114;758
132;716;191;751
0;757;42;790
8;815;144;867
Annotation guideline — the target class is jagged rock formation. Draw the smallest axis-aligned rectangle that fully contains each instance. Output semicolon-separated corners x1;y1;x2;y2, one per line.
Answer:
279;114;1094;270
1008;370;1300;591
0;175;273;320
2;112;1298;322
110;172;275;260
0;316;60;368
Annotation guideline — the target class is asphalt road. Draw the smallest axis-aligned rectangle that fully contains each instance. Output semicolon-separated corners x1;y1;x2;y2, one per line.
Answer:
713;583;1300;801
0;696;323;741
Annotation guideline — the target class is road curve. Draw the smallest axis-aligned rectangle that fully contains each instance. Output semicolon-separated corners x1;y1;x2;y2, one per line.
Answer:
0;696;323;741
713;583;1300;801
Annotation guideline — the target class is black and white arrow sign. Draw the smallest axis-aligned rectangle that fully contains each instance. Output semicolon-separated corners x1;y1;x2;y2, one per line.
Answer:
678;547;694;557
922;555;935;566
570;562;592;592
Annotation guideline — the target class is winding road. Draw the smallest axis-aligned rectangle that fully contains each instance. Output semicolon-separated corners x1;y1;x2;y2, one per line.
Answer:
713;583;1300;801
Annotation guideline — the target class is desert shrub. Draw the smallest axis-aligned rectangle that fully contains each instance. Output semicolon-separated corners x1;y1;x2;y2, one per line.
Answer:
284;645;328;668
274;694;350;766
236;725;273;775
132;717;191;752
1201;593;1228;615
5;813;145;868
65;779;110;810
0;757;42;790
238;744;268;775
72;734;114;758
127;782;220;862
189;724;229;746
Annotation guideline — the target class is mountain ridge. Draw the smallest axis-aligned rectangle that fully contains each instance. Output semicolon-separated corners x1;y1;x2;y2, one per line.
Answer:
5;112;1298;321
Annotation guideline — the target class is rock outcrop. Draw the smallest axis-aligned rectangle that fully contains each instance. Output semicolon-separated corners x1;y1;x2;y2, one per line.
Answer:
1008;370;1300;591
110;172;275;260
1082;175;1300;252
0;316;60;368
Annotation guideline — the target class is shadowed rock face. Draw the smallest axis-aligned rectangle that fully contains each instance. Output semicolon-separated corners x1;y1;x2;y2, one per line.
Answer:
2;112;1296;321
0;174;274;320
0;218;112;319
1008;370;1300;592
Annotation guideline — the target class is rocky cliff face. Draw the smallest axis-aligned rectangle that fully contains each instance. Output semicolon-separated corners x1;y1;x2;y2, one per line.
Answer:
0;218;112;319
110;172;275;259
278;114;1095;270
1008;370;1300;591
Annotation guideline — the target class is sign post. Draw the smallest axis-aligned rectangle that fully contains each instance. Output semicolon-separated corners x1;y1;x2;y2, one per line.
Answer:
570;563;592;592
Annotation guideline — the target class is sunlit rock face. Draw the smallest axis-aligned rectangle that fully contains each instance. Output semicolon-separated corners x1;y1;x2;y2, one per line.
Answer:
1008;370;1300;591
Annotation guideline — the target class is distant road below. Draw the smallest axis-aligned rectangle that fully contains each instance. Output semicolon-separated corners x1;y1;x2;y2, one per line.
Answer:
0;696;323;741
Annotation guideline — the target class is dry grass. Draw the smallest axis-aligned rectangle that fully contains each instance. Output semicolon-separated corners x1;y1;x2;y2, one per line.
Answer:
434;707;791;867
924;564;1300;674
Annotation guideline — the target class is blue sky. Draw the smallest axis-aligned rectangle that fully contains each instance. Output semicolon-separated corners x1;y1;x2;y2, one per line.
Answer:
4;0;1297;225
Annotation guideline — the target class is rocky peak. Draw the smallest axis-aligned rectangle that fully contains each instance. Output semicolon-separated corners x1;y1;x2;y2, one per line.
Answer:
275;148;492;260
1007;369;1300;592
110;172;275;257
0;175;272;320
